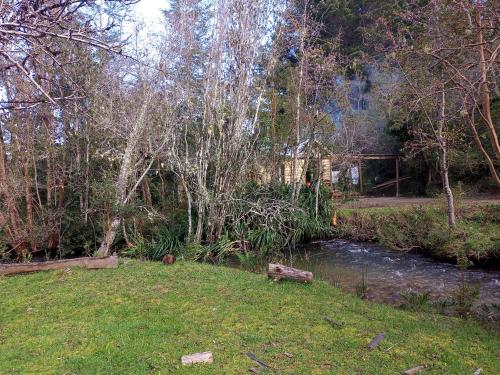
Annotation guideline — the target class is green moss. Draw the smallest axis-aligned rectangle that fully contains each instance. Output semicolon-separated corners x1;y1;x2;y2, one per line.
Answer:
1;261;499;374
334;204;500;265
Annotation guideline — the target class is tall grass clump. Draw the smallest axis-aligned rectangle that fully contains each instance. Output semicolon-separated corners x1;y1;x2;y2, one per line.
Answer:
121;210;189;260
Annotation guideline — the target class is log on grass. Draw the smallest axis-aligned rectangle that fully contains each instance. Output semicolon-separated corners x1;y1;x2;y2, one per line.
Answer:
268;263;313;283
0;256;118;276
181;352;213;365
403;365;427;375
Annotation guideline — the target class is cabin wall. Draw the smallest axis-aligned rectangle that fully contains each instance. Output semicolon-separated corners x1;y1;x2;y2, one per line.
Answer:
283;159;306;184
321;159;332;183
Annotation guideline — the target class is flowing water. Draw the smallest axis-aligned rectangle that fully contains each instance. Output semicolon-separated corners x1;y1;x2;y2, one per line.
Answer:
280;240;500;320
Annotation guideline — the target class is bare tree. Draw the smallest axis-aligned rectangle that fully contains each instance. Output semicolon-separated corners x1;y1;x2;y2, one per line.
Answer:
160;0;280;243
381;0;481;226
386;0;499;186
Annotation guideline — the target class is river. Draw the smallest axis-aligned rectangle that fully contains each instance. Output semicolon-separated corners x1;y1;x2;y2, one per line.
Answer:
274;239;500;321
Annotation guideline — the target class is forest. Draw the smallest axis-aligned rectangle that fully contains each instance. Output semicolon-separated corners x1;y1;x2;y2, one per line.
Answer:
0;1;499;373
0;0;498;264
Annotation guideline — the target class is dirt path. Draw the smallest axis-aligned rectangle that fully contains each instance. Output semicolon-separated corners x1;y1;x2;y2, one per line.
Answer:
340;196;500;209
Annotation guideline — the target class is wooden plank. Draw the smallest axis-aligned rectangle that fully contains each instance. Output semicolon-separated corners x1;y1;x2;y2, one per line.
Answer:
321;158;332;182
292;154;402;161
370;176;410;191
268;263;313;283
181;352;213;365
0;256;118;276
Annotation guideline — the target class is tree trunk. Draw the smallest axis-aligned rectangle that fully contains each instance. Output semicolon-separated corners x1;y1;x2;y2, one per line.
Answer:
180;178;193;239
97;96;151;256
315;156;321;219
439;145;456;226
141;177;152;208
84;131;91;224
98;217;121;256
0;255;118;276
438;89;456;227
475;8;500;161
468;117;500;186
271;88;277;184
291;3;307;201
23;156;35;251
0;126;25;257
268;263;313;283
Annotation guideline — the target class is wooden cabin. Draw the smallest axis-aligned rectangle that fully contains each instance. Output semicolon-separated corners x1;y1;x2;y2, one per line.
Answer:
281;151;403;196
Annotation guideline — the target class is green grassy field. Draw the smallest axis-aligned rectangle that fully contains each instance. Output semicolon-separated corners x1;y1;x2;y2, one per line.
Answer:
1;261;498;374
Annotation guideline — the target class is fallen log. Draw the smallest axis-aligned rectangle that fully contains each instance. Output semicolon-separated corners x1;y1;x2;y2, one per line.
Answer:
403;365;427;375
268;263;313;283
181;352;213;365
0;256;118;276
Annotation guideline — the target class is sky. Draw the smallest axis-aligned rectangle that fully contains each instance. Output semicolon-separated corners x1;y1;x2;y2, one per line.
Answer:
128;0;168;35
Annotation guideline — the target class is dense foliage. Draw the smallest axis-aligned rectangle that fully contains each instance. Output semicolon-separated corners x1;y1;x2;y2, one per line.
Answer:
0;0;498;261
122;182;333;263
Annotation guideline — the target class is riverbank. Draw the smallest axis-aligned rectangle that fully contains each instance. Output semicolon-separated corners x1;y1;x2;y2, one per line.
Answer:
333;202;500;266
1;261;498;374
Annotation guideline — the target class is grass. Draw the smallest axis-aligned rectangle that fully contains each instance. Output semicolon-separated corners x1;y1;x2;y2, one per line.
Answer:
1;261;499;374
334;203;500;265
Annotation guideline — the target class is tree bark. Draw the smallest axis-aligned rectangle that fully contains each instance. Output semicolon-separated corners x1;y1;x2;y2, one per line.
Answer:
475;8;500;161
97;95;151;256
268;263;313;283
438;88;456;227
291;1;307;201
468;117;500;186
0;126;25;256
